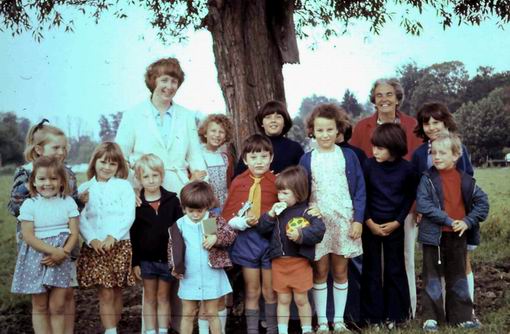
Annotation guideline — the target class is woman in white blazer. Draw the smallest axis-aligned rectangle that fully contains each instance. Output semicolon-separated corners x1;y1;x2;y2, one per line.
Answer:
116;57;206;195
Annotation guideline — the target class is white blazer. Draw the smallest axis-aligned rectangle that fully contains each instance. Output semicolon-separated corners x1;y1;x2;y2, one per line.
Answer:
115;99;206;194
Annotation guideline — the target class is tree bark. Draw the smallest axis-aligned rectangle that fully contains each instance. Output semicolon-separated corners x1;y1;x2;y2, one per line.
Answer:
207;0;298;151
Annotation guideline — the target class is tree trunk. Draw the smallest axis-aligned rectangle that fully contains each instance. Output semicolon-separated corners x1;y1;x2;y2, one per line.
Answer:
207;0;298;151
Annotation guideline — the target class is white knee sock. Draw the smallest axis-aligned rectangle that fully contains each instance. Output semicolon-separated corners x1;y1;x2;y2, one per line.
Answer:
104;328;117;334
198;319;209;334
219;308;228;334
313;282;328;324
145;330;156;334
467;272;475;302
333;281;348;323
302;324;313;333
158;328;168;334
277;323;288;334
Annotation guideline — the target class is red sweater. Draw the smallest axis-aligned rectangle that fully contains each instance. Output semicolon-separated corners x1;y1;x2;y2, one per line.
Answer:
221;170;278;221
350;111;422;161
439;168;465;232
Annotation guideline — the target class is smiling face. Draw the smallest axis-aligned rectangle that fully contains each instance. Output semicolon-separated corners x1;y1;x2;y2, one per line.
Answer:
243;150;273;177
204;121;227;150
374;83;398;116
33;167;62;198
423;117;448;141
152;74;179;104
94;154;119;182
261;112;285;137
313;117;338;151
35;134;67;163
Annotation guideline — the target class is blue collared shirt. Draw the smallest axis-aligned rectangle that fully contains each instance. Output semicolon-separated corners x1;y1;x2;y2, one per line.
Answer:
151;104;174;145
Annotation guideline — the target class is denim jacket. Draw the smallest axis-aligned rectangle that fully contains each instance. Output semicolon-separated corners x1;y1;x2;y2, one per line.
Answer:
416;167;489;246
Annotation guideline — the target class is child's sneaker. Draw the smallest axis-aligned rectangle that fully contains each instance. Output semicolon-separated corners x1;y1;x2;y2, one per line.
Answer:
422;319;438;332
333;321;350;333
458;321;482;329
316;323;330;334
386;321;396;330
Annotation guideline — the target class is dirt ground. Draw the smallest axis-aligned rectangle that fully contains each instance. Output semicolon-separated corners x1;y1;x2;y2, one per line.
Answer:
2;261;509;333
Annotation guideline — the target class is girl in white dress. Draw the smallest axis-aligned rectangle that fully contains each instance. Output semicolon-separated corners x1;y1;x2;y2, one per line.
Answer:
299;104;366;334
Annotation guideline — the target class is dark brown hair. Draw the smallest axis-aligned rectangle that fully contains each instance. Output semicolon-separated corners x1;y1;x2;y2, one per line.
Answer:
371;123;408;158
240;134;273;160
255;100;293;136
87;142;129;180
180;181;218;209
144;57;185;92
275;166;309;203
198;114;234;145
28;156;72;197
414;102;458;140
305;103;349;138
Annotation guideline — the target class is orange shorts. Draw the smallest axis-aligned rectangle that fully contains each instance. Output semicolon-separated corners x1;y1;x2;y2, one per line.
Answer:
271;257;313;293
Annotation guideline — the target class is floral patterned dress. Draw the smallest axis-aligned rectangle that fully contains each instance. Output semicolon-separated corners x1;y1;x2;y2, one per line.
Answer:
310;146;363;260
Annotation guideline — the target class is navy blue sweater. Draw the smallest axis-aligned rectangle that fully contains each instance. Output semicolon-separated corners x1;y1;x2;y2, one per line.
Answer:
235;135;304;176
363;158;418;225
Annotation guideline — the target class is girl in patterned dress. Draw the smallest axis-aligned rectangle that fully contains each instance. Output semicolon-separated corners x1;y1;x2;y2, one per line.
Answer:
77;142;136;334
299;104;366;334
11;156;79;334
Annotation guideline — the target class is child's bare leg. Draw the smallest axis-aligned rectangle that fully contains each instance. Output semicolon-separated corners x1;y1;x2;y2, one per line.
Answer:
63;288;74;334
262;268;277;333
218;296;228;333
243;267;262;333
204;299;221;334
48;287;67;334
313;255;330;327
331;254;349;326
142;279;158;331
277;292;291;327
98;287;117;330
157;279;171;330
181;300;199;334
32;293;50;334
294;291;312;327
113;288;123;325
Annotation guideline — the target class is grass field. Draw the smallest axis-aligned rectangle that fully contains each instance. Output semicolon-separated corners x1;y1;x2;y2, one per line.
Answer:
0;168;509;333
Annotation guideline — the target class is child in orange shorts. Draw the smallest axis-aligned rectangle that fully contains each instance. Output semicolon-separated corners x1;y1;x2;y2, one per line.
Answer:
256;166;325;334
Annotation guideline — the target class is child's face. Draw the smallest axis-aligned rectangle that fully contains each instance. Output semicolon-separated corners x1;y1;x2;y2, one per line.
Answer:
139;167;162;193
372;146;394;163
33;167;61;198
423;117;448;141
204;121;226;150
95;154;119;182
277;188;297;207
313;117;338;151
243;150;273;177
184;207;208;222
431;143;459;170
261;112;285;137
35;134;67;163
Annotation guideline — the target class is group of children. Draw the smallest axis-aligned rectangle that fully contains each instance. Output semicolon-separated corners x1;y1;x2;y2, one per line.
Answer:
9;99;489;334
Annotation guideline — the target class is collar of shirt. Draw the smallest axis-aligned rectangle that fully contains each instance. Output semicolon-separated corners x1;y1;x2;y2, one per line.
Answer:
150;103;174;143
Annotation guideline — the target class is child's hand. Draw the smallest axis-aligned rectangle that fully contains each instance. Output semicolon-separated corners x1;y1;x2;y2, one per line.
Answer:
366;219;387;237
48;247;67;264
133;266;142;281
134;188;142;207
286;228;300;242
172;269;183;280
270;202;287;217
90;239;105;255
245;214;258;227
415;213;423;224
380;221;400;235
190;170;207;181
306;205;322;218
78;190;89;204
349;221;363;240
452;220;468;236
203;234;218;250
103;235;116;252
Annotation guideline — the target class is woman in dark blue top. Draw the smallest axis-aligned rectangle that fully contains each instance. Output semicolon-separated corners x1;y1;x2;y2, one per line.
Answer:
234;101;304;175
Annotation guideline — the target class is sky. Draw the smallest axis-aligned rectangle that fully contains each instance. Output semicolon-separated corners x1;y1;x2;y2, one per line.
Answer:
1;5;510;139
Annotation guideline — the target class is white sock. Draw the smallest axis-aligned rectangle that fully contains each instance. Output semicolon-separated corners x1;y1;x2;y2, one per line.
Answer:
302;324;313;333
333;281;348;323
104;328;117;334
313;282;328;324
158;328;168;334
219;308;228;334
198;319;209;334
277;323;288;334
467;272;475;302
145;330;157;334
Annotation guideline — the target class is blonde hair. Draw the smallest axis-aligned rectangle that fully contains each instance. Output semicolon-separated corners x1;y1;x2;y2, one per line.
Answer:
86;142;129;180
28;156;72;197
133;154;165;180
431;133;463;158
24;120;69;162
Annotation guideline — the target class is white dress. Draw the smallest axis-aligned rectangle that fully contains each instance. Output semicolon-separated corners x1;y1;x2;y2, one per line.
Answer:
310;146;363;260
177;214;232;301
